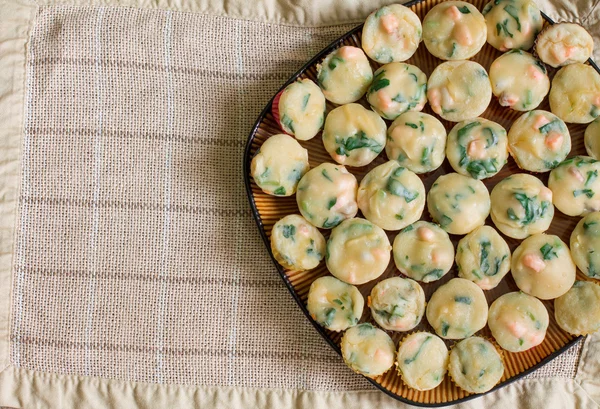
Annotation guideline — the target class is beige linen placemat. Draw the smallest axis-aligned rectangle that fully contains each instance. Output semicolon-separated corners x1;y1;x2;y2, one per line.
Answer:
0;0;598;407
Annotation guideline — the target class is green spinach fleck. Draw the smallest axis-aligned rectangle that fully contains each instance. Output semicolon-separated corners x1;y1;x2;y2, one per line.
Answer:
457;121;480;141
281;224;296;239
328;56;344;70
302;93;311;111
503;5;521;31
322;169;333;182
281;113;295;133
404;336;433;364
336;131;383;156
496;19;513;37
386;178;419;203
322;216;342;229
370;70;389;93
574;189;595;198
540;243;558;260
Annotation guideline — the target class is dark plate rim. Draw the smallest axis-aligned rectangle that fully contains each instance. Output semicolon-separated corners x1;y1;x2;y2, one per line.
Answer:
242;2;592;406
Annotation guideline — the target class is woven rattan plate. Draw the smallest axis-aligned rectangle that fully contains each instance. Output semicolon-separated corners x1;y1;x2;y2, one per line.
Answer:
243;0;596;405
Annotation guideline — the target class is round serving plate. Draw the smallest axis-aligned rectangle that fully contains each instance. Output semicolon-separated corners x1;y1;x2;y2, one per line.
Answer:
243;0;597;405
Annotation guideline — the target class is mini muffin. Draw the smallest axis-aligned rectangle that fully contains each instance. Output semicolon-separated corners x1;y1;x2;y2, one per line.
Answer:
550;63;600;124
489;50;550;111
385;112;447;174
448;337;504;394
296;163;358;229
511;233;576;300
422;1;487;60
317;46;373;104
362;4;422;63
456;226;511;290
307;276;364;332
490;173;554;239
427;61;492;122
251;134;310;196
446;118;508;179
341;323;396;378
396;332;449;391
482;0;543;51
488;292;549;352
393;221;454;283
535;23;594;68
426;278;488;339
322;104;387;167
548;156;600;216
585;118;600;159
507;110;571;172
366;63;427;120
369;277;426;331
358;161;425;231
554;281;600;335
326;218;391;285
273;79;326;141
427;173;491;235
271;215;326;270
570;212;600;280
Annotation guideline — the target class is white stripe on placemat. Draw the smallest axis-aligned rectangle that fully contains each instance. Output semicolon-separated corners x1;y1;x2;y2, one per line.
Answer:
85;6;106;377
155;10;174;384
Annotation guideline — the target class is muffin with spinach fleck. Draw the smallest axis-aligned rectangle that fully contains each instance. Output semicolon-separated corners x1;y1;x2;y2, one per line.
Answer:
448;336;504;393
548;156;600;217
272;78;326;141
490;173;554;239
427;173;490;235
554;281;600;335
422;1;487;61
426;278;488;339
368;277;426;331
270;214;326;271
535;23;594;68
489;50;549;111
392;221;454;283
396;332;449;391
322;103;387;167
507;110;571;172
550;63;600;124
307;276;364;332
446;118;508;180
357;161;425;231
488;292;549;352
427;60;492;122
511;233;576;300
361;4;422;63
366;63;427;120
326;218;391;285
250;134;309;197
341;323;396;378
296;163;358;229
482;0;543;52
585;118;600;160
570;212;600;280
456;226;511;290
385;111;447;174
316;46;373;104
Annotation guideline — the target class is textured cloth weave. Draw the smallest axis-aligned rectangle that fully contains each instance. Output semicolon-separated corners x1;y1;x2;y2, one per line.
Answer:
13;6;370;389
3;3;591;399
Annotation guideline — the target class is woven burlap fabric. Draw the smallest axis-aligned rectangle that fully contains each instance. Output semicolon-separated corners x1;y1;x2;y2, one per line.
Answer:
3;2;590;397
